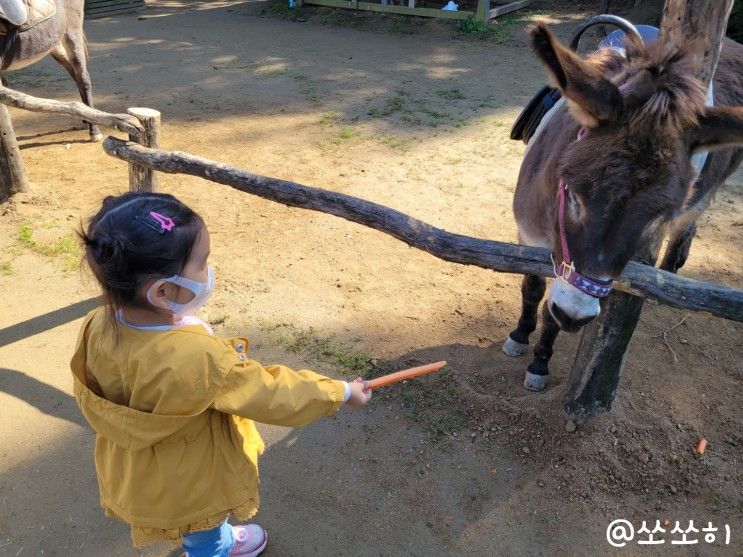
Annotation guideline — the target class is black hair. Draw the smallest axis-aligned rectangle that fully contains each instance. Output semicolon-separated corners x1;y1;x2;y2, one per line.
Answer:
80;192;204;315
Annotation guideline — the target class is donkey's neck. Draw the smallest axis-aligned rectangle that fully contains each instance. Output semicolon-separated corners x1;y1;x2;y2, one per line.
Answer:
514;104;578;249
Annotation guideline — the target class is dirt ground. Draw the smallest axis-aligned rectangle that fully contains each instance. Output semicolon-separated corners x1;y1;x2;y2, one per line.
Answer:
0;0;741;555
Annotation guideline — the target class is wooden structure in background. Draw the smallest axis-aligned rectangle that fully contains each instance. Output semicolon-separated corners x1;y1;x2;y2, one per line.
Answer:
297;0;531;23
84;0;144;19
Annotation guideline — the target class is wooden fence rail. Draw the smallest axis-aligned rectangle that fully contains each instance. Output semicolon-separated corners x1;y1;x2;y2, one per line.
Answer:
0;86;144;202
102;136;743;324
0;87;143;135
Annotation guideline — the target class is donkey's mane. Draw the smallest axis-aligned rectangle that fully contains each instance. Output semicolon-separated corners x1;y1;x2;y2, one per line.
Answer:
587;39;707;135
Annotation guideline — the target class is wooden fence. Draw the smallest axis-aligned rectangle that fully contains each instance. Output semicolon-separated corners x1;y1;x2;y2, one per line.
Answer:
0;80;740;424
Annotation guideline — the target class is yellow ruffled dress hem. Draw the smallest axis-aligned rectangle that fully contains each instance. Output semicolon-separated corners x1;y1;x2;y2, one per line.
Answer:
102;497;260;548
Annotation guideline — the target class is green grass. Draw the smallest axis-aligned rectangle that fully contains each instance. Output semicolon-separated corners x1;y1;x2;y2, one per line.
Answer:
258;322;380;378
338;127;358;140
369;94;408;118
420;107;449;120
296;76;319;102
319;10;363;28
19;225;33;245
262;0;307;21
389;18;424;35
369;92;467;129
397;369;467;442
435;88;466;101
454;12;531;43
380;135;409;152
17;225;82;274
0;261;12;276
401;114;422;126
319;112;342;125
454;17;492;40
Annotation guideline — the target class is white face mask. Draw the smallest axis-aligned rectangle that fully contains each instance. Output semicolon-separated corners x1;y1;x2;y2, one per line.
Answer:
147;266;214;317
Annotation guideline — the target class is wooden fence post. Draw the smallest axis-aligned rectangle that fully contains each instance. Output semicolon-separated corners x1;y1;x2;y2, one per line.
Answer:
0;104;28;202
565;245;658;424
475;0;490;23
127;107;161;192
563;0;734;425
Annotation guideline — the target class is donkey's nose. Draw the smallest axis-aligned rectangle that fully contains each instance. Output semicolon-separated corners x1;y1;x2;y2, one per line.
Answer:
549;302;597;332
548;277;601;329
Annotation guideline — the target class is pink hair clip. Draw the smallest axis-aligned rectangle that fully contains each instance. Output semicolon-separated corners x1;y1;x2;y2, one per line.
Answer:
135;211;175;234
149;211;175;232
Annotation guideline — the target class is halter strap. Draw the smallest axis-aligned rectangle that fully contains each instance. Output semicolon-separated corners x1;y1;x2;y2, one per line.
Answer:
557;178;571;264
553;128;613;299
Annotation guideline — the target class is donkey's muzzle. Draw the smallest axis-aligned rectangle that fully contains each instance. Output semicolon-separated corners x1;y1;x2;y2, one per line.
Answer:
549;302;597;332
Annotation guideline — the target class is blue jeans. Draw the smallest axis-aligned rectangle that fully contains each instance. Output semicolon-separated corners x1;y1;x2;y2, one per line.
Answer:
182;520;234;557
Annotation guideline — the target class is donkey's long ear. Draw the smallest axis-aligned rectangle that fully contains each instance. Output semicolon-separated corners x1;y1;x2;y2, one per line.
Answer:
528;24;622;127
690;107;743;153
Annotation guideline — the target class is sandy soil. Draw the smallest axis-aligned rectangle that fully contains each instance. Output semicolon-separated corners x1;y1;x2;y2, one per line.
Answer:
0;0;741;555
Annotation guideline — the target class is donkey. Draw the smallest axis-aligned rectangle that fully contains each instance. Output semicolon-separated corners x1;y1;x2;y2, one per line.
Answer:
0;0;101;139
503;24;743;391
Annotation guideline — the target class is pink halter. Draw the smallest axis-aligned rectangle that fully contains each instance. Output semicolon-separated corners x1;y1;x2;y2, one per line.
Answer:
553;128;613;298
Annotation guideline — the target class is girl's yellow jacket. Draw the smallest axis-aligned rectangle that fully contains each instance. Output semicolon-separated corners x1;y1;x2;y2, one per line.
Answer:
70;307;346;547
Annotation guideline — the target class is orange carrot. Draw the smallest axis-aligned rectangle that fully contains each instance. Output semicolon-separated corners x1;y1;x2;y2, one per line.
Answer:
695;438;708;455
366;361;447;390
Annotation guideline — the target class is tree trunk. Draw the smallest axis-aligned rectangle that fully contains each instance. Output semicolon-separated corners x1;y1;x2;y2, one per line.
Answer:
0;103;28;202
563;0;735;425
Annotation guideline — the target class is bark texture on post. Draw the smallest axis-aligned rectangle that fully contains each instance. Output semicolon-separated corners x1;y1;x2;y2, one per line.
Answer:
565;244;659;425
0;103;28;202
127;107;161;192
564;293;645;424
659;0;734;85
563;0;734;425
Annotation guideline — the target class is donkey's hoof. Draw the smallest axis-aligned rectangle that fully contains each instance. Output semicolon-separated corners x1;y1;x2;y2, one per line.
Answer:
523;371;548;392
502;335;529;357
90;132;103;142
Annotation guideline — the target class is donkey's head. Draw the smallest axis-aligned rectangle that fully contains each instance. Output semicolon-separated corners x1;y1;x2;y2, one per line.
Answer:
528;24;743;331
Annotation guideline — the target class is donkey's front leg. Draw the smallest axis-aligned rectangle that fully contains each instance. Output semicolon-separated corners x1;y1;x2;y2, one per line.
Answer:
502;274;546;357
523;302;560;391
660;222;696;273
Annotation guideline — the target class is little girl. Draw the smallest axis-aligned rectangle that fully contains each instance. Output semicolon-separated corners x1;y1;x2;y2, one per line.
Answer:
71;191;371;557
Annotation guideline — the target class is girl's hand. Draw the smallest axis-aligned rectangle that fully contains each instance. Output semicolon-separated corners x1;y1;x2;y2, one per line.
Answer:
346;377;371;409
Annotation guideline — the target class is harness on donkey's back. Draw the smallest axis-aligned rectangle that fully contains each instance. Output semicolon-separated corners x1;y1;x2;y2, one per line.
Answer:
0;0;57;69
